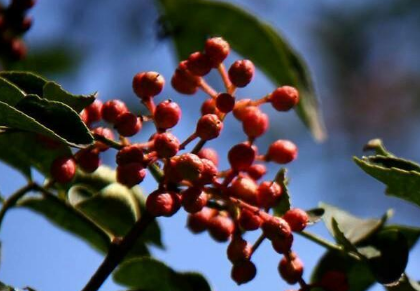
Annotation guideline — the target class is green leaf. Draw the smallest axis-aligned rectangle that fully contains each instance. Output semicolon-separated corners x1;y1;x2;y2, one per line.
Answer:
113;257;211;291
331;218;360;255
0;71;47;96
158;0;326;141
43;82;95;112
354;155;420;208
0;77;25;106
273;168;291;216
306;208;325;225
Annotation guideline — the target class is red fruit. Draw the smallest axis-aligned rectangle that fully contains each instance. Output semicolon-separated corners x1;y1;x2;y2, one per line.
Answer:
262;217;292;241
92;127;115;152
171;61;200;95
116;163;146;187
231;260;257;285
205;37;230;67
50;156;76;184
186;52;212;76
233;99;252;121
216;93;235;113
197;147;219;167
247;164;266;180
266;140;298;164
283;208;308;232
278;253;304;284
82;99;103;124
114;112;141;137
242;108;269;138
196;114;223;140
228;176;258;205
101;100;128;124
187;208;215;233
228;143;256;171
239;208;262;231
208;214;235;242
10;39;27;60
77;149;101;173
228;60;254;88
20;17;33;32
201;98;220;116
181;187;208;213
319;271;349;291
198;158;218;185
175;153;204;182
269;86;299;111
153;132;180;158
227;236;252;263
272;234;294;254
257;181;282;209
116;144;145;166
132;71;165;99
154;100;181;129
146;190;181;217
80;110;89;124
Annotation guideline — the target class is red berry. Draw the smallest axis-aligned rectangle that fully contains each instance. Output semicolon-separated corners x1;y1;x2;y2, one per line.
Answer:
239;208;262;231
216;93;235;113
92;127;115;152
10;39;27;60
208;214;235;242
319;271;349;291
257;181;282;209
146;190;181;217
77;149;101;173
231;260;257;285
197;147;219;167
205;37;230;67
228;143;256;171
132;71;165;99
247;164;266;180
233;99;252;121
262;217;292;241
198;158;218;185
153;132;180;158
50;156;76;184
82;99;103;124
163;157;183;184
186;52;212;76
154;100;181;129
114;112;141;137
101;100;128;124
278;253;304;284
269;86;299;111
171;61;200;95
187;208;215;233
283;208;308;232
116;144;145;166
228;176;258;205
242;108;269;138
116;163;146;187
227;236;252;263
272;234;294;254
196;114;223;140
228;60;254;88
266;140;298;164
201;98;220;116
181;187;208;213
175;153;204;182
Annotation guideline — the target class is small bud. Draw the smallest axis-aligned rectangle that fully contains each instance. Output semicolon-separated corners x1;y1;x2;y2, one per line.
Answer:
231;260;257;285
146;190;181;217
154;100;181;130
283;208;309;232
228;60;254;88
269;86;299;111
266;140;298;164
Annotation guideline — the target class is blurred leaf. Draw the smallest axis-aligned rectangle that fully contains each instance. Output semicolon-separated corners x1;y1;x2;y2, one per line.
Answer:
113;257;211;291
383;225;420;249
387;275;420;291
0;71;46;96
273;168;291;216
43;82;95;112
0;77;25;106
354;155;420;208
158;0;326;141
306;208;324;225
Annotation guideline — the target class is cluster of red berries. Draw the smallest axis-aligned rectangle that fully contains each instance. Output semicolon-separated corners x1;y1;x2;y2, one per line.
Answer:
0;0;35;61
48;36;322;289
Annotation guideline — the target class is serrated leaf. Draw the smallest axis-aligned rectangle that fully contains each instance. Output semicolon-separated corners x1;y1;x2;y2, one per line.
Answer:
157;0;326;141
0;71;47;96
43;82;95;112
273;168;291;216
331;218;360;255
354;155;420;208
113;257;211;291
0;77;25;106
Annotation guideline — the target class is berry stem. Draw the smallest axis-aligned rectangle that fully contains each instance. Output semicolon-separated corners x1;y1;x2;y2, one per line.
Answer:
250;94;270;106
198;78;218;98
179;133;198;150
250;233;266;257
217;63;232;93
191;139;207;154
93;133;124;150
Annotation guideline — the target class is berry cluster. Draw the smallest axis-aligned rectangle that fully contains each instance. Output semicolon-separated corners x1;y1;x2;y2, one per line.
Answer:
49;37;320;289
0;0;35;61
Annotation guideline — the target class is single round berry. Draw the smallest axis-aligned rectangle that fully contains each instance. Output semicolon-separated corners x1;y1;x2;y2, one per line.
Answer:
208;214;235;242
175;153;204;182
262;217;292;241
228;60;254;88
153;132;180;158
50;156;76;184
231;260;257;285
319;271;349;291
116;144;145;166
77;149;101;173
227;236;252;263
242;108;269;138
201;98;220;116
205;37;230;67
154;100;181;130
247;164;266;180
146;190;181;217
197;147;219;167
181;187;208;213
196;114;223;140
228;143;256;171
132;71;165;99
233;99;252;121
216;93;235;113
101;100;128;124
187;208;215;233
269;86;299;111
272;234;294;254
10;39;27;60
283;208;308;232
114;112;141;137
116;163;146;187
278;253;304;284
171;62;200;95
239;208;262;231
257;181;282;209
228;176;258;205
92;127;115;152
266;140;298;164
186;52;212;76
82;99;103;124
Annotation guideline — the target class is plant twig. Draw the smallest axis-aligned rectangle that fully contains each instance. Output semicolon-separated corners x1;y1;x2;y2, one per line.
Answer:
250;233;266;257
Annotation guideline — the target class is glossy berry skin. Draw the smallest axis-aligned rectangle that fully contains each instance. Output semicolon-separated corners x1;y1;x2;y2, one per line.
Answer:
228;176;258;205
216;93;235;113
50;156;76;184
208;214;235;242
242;108;269;138
187;208;214;233
181;187;208;213
154;100;181;130
171;61;200;95
132;71;165;99
231;260;257;285
266;140;298;164
92;127;115;152
197;147;219;166
116;144;145;166
283;208;308;232
82;99;103;124
196;114;223;140
174;153;204;182
198;158;218;185
114;112;141;137
247;164;266;180
278;253;304;284
205;37;230;67
101;100;128;124
201;98;220;116
272;234;294;254
262;217;292;241
116;163;146;188
239;208;262;231
319;271;349;291
269;86;299;111
186;52;212;76
146;190;181;217
153;132;180;158
77;149;101;173
227;236;252;263
257;181;282;209
228;143;256;171
228;60;254;88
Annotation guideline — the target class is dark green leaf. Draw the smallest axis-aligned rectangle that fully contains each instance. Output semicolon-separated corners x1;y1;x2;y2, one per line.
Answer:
158;0;326;141
273;168;291;216
0;77;25;106
383;225;420;249
0;71;47;96
331;218;360;255
306;208;324;225
43;82;95;112
387;275;420;291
